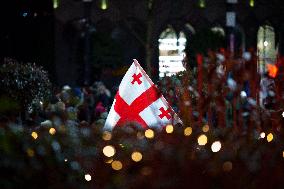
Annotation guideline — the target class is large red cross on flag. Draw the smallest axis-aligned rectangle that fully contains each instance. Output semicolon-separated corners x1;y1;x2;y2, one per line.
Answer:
104;59;181;130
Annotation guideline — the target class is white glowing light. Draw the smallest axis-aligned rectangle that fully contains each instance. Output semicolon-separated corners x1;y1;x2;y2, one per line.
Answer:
264;41;268;47
85;174;91;181
53;0;59;9
211;141;222;152
260;132;265;139
103;145;116;157
227;78;237;91
282;111;284;118
240;91;247;98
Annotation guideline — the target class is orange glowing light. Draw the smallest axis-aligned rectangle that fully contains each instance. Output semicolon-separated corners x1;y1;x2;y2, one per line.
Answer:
266;64;278;78
111;160;123;170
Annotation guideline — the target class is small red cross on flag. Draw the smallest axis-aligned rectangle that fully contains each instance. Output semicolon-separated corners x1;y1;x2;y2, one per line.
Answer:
104;59;181;130
131;73;142;85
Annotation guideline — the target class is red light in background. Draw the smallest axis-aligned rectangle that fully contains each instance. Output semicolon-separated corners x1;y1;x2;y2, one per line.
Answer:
266;64;278;78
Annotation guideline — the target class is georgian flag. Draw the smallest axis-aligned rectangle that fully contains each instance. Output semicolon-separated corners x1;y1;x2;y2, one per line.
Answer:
104;59;181;131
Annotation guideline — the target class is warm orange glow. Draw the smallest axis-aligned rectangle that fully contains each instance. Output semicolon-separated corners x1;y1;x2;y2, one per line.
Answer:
111;160;123;170
105;158;113;164
49;128;56;135
184;127;192;136
145;129;154;139
31;131;38;140
165;125;174;133
266;64;278;78
267;133;274;142
26;148;35;157
137;132;144;139
140;166;152;176
202;124;209;132
131;151;143;162
102;131;112;141
223;161;233;172
197;134;207;146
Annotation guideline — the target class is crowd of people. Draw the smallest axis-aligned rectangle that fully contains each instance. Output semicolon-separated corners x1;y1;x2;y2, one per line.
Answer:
25;81;113;129
1;50;283;134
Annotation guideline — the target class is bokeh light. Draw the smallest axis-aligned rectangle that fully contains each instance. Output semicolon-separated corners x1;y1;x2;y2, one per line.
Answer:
111;160;123;171
260;132;265;139
131;151;143;162
103;145;116;157
84;174;91;181
266;63;278;78
267;133;274;142
140;166;152;176
240;91;247;98
53;0;59;9
249;0;254;7
211;141;222;152
202;124;210;132
105;158;113;164
165;125;174;134
49;128;56;135
102;131;112;141
145;129;154;139
223;161;233;172
31;131;38;140
137;132;144;139
26;148;35;157
197;134;208;146
184;127;192;136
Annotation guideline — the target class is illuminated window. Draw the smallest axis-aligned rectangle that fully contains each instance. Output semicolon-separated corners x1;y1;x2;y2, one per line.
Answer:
199;0;206;8
100;0;108;10
257;25;277;74
159;26;186;78
53;0;59;9
249;0;254;7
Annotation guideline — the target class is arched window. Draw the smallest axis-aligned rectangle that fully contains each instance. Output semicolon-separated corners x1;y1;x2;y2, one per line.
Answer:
158;26;186;78
211;27;225;37
257;25;277;73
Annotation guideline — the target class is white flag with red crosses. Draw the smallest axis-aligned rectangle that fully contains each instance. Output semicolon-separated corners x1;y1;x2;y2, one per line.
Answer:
104;59;181;131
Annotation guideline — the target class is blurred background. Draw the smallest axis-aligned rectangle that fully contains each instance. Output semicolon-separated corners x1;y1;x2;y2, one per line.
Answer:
1;0;283;87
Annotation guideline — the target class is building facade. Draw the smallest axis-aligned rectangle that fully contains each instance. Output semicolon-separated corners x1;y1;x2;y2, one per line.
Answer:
2;0;284;86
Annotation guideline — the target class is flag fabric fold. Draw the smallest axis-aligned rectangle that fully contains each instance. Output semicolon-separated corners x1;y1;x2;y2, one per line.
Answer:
104;59;181;131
